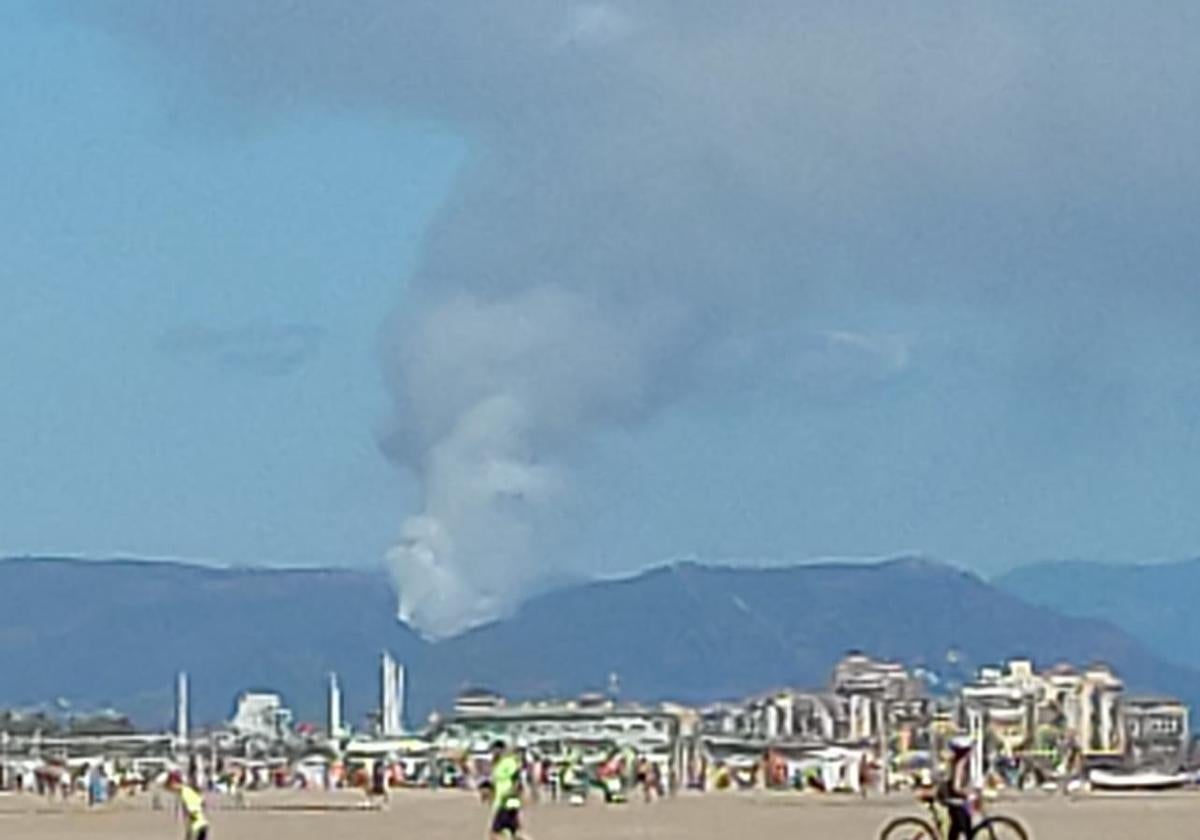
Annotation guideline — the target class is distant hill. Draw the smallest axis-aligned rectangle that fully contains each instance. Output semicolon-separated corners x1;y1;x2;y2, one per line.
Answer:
996;558;1200;671
0;557;423;731
2;556;1198;729
443;558;1200;709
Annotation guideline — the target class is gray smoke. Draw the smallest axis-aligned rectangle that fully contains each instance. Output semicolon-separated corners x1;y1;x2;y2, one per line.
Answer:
378;286;683;635
73;2;1200;637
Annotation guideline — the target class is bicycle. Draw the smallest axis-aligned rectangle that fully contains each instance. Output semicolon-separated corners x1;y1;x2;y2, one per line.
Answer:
879;791;1029;840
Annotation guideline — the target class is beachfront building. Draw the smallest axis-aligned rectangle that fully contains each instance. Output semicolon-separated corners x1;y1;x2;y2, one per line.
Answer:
433;690;681;765
697;692;840;744
961;659;1040;756
687;656;942;791
959;658;1129;759
831;652;937;780
1082;664;1125;754
1123;696;1190;766
693;654;1175;789
230;692;293;741
452;687;506;716
1047;663;1124;756
696;656;932;749
834;653;913;697
428;690;685;791
833;653;927;742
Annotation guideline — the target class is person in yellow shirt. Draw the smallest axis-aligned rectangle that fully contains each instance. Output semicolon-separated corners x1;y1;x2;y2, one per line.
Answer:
487;741;529;840
166;771;209;840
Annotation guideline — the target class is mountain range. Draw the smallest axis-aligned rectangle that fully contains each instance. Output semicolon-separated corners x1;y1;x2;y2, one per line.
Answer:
2;555;1198;729
996;558;1200;672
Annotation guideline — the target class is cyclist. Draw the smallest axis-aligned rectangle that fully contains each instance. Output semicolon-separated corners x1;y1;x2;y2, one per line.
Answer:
939;736;975;840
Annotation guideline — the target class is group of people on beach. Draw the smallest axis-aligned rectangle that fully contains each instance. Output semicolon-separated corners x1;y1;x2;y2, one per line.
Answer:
8;735;1000;840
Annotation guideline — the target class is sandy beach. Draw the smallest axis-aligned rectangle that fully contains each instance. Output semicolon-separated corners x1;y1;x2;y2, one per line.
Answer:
3;788;1199;840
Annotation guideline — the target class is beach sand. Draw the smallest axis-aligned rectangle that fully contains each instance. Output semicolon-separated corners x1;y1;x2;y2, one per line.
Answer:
2;788;1197;839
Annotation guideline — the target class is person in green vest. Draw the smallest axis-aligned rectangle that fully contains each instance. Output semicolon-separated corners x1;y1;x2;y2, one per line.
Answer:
488;741;529;840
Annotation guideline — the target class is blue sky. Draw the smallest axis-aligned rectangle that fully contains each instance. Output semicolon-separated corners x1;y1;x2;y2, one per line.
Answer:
1;2;464;566
6;2;1200;634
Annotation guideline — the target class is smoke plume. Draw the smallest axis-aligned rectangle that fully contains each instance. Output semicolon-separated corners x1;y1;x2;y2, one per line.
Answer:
73;2;1200;637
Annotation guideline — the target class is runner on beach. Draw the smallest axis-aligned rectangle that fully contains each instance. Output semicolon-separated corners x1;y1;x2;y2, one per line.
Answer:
165;770;209;840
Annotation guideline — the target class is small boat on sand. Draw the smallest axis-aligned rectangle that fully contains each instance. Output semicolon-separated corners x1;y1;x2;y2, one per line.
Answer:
1089;769;1191;792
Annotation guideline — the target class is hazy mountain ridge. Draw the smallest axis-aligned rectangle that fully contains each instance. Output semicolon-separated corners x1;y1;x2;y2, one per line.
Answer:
995;558;1200;671
2;556;1198;728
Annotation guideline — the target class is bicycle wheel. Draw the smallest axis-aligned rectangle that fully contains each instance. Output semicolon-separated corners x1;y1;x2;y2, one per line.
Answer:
970;815;1029;840
879;816;939;840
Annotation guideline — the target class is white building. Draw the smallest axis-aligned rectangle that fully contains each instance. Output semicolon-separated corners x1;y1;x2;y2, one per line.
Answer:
962;658;1126;756
231;692;292;740
1123;696;1189;765
834;654;912;698
435;692;679;764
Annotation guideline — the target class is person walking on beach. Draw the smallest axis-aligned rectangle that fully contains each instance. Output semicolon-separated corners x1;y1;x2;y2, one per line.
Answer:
368;758;390;808
166;770;209;840
488;740;529;840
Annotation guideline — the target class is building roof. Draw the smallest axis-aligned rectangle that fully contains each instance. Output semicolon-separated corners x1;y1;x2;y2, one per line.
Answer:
456;687;503;700
1123;696;1187;709
451;702;670;722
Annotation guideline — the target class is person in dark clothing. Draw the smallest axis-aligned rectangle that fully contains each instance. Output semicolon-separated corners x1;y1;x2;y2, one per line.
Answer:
939;737;975;840
368;759;389;807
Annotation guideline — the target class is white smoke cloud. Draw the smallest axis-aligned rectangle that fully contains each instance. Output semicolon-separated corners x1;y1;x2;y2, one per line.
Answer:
70;1;1200;634
380;286;677;636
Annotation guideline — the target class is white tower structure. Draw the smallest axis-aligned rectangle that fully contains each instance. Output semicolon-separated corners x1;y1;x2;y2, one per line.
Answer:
380;652;405;736
328;672;345;738
175;671;190;747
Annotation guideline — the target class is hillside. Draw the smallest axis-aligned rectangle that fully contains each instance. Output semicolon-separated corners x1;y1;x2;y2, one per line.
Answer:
2;556;1198;728
441;559;1200;707
0;557;425;730
996;559;1200;671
